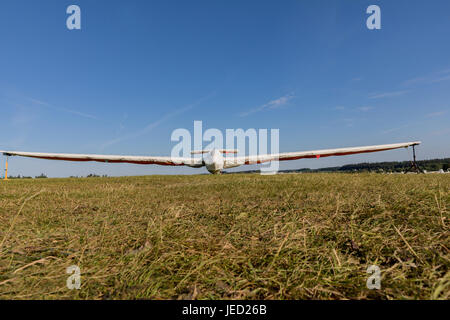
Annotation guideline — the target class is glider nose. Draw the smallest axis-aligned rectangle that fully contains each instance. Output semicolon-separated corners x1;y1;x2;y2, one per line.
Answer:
205;149;224;174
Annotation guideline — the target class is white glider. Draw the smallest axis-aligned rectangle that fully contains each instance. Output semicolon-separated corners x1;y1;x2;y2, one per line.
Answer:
1;141;421;174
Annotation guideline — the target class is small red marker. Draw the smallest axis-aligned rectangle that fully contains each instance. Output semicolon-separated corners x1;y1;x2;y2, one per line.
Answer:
316;155;320;159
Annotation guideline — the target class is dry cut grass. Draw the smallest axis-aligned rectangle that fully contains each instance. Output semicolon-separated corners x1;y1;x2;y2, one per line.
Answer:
0;173;448;299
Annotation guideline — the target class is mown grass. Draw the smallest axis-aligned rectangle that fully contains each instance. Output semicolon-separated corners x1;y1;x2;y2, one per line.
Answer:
0;173;448;299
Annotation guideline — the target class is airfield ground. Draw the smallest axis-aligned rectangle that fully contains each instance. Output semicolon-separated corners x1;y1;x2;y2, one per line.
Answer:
0;173;448;299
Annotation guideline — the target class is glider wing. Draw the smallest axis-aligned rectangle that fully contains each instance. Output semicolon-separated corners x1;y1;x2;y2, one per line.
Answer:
224;141;421;168
0;150;204;168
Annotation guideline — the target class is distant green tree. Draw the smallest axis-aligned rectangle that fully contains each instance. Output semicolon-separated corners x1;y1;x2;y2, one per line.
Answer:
87;173;100;178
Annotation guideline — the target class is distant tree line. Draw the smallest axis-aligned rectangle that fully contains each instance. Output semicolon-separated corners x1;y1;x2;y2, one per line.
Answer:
2;173;108;179
3;173;48;179
227;158;450;174
69;174;108;178
289;158;450;173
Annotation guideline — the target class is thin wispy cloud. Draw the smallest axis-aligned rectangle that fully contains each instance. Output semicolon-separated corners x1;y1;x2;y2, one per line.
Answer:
336;118;356;128
430;128;450;136
431;74;450;83
332;106;373;112
239;93;294;117
426;110;447;118
11;106;35;127
403;68;450;86
117;113;128;134
369;90;409;99
381;109;447;134
381;123;411;134
358;106;373;112
5;104;36;149
100;91;216;150
437;68;450;74
28;97;99;120
402;76;428;87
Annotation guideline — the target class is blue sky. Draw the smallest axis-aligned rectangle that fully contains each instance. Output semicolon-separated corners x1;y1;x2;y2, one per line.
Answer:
0;0;449;177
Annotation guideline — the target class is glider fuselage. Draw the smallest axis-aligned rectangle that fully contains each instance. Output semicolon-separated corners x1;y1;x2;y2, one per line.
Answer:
203;149;225;174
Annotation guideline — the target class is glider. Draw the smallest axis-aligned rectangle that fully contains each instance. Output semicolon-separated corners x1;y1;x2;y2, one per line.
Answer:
1;141;421;175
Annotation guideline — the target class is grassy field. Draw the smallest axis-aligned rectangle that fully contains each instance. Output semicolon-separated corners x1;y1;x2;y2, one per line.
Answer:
0;173;448;299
